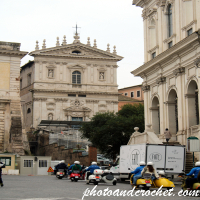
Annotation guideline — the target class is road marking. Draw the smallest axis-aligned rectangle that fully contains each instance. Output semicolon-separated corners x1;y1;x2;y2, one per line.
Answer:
1;198;81;200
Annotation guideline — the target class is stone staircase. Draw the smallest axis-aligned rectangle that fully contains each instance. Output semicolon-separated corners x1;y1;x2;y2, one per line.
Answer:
10;100;25;155
10;116;25;155
185;152;198;173
163;141;198;173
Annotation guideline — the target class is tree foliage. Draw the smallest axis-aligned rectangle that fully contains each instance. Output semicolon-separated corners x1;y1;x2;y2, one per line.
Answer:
80;103;144;159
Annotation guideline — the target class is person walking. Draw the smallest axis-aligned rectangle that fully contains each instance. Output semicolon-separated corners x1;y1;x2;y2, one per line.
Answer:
164;128;172;143
0;162;5;187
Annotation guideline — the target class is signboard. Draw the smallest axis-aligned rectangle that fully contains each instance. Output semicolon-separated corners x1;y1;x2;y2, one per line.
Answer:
187;136;200;152
165;146;185;173
120;144;146;173
47;166;54;172
146;145;165;170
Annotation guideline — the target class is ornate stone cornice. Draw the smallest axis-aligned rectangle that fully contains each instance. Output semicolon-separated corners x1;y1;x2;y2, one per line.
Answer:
142;85;150;92
0;49;28;58
33;98;47;101
98;104;107;108
132;33;199;76
182;20;197;31
32;89;119;95
54;98;68;102
106;101;118;104
156;77;166;84
156;0;166;7
163;34;176;44
173;67;185;76
147;45;159;54
86;100;99;103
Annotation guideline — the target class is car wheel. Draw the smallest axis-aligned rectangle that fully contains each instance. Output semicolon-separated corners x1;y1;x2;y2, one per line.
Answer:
113;181;117;185
94;182;98;185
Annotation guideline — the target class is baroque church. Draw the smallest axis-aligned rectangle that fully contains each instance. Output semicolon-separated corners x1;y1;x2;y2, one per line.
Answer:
132;0;200;159
20;32;123;150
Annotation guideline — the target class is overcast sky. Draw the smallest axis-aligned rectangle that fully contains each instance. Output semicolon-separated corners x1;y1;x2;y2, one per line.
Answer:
1;0;144;89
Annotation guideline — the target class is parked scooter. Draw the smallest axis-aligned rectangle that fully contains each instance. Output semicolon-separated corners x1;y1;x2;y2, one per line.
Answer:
178;172;200;191
56;169;66;179
130;173;175;190
70;170;81;182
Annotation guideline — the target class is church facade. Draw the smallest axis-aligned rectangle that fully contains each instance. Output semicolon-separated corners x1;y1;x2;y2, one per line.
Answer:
20;33;123;133
132;0;200;148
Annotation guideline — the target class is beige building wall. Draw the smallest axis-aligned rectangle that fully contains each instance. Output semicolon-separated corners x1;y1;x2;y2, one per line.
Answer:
0;63;10;90
0;41;29;155
133;0;200;62
132;0;200;160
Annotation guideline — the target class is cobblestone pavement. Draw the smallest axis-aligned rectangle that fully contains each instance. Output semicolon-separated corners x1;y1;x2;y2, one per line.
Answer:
0;175;199;200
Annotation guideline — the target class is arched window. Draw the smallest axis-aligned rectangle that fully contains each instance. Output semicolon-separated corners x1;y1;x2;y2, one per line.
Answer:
27;108;31;114
72;71;81;84
167;4;173;37
48;113;53;120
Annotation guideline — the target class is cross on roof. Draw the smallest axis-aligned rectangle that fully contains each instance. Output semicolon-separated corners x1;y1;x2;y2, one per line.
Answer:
73;24;81;35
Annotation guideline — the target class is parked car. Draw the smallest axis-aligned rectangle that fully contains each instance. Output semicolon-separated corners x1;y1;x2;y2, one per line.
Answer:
97;155;111;165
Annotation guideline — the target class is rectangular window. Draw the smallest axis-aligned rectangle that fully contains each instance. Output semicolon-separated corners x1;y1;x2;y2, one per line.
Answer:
72;75;76;84
77;74;81;84
137;91;140;97
20;79;22;89
71;117;83;129
78;95;86;97
0;157;11;166
68;94;76;97
24;160;33;167
152;52;156;59
131;92;134;98
187;28;193;36
124;93;128;96
39;160;47;168
168;41;173;48
27;73;31;86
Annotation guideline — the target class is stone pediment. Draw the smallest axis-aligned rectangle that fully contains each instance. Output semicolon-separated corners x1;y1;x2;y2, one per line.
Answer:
63;99;92;113
29;43;123;61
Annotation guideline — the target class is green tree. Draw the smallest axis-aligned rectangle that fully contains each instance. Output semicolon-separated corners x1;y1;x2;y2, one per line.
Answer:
80;104;144;160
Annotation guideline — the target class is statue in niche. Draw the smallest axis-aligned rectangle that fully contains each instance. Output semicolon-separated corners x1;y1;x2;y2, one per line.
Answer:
99;72;104;80
48;113;53;120
48;69;54;78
